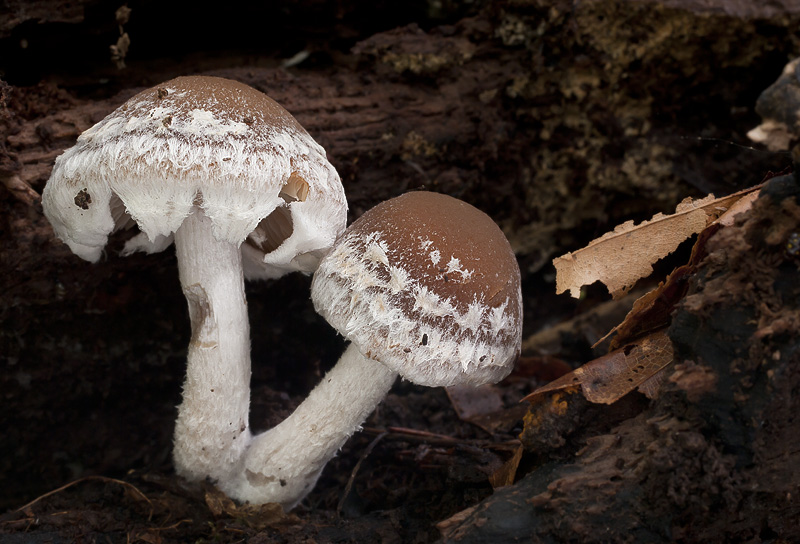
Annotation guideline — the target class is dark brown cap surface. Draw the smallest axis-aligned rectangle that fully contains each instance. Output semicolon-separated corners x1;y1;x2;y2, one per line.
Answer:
311;191;522;386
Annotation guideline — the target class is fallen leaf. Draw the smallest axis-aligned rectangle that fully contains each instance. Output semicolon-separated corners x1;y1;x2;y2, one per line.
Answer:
522;329;674;405
636;370;666;400
714;189;760;227
596;187;761;351
204;486;237;518
446;384;504;421
446;383;528;434
600;224;720;351
488;443;524;488
554;185;762;299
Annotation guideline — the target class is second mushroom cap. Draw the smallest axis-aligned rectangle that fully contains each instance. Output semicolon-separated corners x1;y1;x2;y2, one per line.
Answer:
311;190;522;386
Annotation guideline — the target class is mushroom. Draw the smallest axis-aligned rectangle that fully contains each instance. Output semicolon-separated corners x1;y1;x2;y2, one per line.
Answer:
223;191;522;507
42;75;347;487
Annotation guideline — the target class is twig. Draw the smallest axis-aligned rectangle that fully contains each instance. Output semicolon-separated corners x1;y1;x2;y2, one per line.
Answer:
336;431;388;516
362;426;521;454
151;519;193;531
14;475;153;515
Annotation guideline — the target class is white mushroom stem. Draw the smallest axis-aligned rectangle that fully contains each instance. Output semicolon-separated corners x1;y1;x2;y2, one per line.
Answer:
172;207;253;484
220;343;397;508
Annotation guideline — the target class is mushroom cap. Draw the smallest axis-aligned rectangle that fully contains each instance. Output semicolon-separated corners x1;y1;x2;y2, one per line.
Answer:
43;75;346;278
311;191;522;387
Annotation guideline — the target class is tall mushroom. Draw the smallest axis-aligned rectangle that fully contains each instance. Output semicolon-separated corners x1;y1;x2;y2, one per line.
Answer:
225;191;522;507
42;75;347;487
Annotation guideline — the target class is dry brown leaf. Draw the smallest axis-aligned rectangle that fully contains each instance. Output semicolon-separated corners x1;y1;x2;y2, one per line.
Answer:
636;370;667;400
446;384;504;421
597;187;759;351
715;189;760;226
446;384;528;434
554;185;762;299
204;486;237;517
522;329;674;405
599;223;720;351
488;443;524;488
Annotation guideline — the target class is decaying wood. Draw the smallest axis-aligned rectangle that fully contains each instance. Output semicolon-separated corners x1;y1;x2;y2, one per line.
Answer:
445;174;800;543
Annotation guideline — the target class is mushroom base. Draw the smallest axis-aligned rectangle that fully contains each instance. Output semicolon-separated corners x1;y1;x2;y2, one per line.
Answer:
221;343;397;508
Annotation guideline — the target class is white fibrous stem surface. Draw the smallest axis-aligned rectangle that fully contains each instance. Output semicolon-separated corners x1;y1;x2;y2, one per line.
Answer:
219;343;397;508
172;207;253;484
311;231;521;387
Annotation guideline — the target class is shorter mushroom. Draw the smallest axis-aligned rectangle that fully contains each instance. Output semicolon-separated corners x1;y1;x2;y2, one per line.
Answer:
221;191;522;508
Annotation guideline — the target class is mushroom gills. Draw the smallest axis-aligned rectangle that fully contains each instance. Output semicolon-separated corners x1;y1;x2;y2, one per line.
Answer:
110;193;137;232
246;206;293;254
245;174;309;254
280;172;309;203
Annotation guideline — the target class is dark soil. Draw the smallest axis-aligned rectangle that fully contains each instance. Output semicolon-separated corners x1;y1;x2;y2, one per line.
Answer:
2;0;800;542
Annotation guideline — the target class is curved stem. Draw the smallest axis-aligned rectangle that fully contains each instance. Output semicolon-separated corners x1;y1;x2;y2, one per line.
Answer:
172;207;252;484
220;343;397;508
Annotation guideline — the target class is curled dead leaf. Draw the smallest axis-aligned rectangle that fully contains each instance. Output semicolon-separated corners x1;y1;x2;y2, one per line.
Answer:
522;329;674;405
488;443;524;488
600;222;721;351
554;185;762;299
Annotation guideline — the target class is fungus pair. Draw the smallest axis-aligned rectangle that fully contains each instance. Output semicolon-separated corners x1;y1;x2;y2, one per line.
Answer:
43;76;522;509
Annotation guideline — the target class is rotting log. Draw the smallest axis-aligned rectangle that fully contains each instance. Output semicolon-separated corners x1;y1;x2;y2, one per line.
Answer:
438;174;800;542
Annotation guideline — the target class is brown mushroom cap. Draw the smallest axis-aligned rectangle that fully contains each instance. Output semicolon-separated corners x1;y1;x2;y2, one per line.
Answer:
43;75;345;277
311;191;522;386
